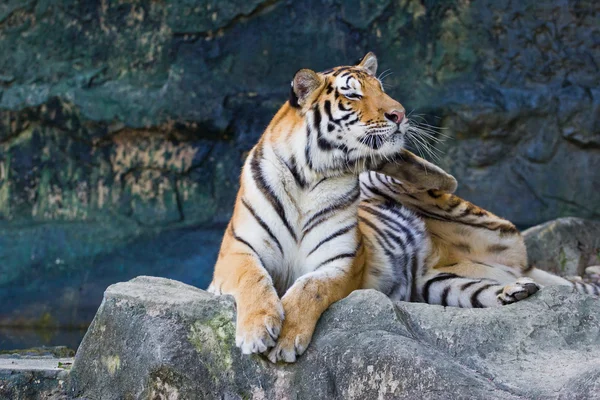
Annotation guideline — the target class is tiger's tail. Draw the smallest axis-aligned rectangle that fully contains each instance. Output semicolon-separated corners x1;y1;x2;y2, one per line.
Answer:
525;267;600;296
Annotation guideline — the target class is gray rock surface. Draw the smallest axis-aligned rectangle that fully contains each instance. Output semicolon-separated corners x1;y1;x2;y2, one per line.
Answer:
523;217;600;277
0;350;72;400
69;276;600;399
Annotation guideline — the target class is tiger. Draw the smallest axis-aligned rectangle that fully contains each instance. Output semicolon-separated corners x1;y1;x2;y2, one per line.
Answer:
208;53;598;364
359;169;600;308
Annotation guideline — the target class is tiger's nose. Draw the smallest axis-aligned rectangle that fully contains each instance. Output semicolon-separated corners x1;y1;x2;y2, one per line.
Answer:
384;110;405;124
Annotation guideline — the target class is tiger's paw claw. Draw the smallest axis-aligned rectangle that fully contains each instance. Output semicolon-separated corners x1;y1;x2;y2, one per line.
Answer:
498;278;540;305
236;302;284;355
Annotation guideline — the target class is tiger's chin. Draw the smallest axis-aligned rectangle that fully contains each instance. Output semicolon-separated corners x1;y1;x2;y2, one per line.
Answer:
377;134;407;159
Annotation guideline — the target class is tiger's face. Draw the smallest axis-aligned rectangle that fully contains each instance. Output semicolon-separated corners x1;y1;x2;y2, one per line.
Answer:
289;52;408;174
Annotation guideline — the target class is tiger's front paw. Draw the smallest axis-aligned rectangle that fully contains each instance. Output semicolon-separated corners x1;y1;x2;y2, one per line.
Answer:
267;322;312;363
236;298;284;355
498;277;541;305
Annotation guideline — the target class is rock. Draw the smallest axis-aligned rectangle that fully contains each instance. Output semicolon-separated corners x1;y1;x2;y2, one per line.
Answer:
0;350;72;400
523;217;600;277
1;0;599;332
69;276;600;399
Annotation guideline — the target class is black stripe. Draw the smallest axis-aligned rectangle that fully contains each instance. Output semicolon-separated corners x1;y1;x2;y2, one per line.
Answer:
324;100;341;128
302;185;360;236
332;67;350;76
375;173;402;194
289;86;300;108
338;101;350;112
372;204;419;248
427;189;442;198
305;126;314;169
357;216;397;250
315;103;339;151
307;223;357;257
359;205;406;232
283;155;307;189
408;204;519;235
358;205;417;247
441;286;451;306
231;225;264;266
324;99;355;126
358;209;413;289
242;198;283;255
422;273;459;303
470;284;495;308
370;234;396;261
345;116;359;126
460;280;480;291
250;144;297;241
409;254;419;301
361;182;398;207
316;252;356;270
575;281;588;295
310;178;327;192
313;103;322;131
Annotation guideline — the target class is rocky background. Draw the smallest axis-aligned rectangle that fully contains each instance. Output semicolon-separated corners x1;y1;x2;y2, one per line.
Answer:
0;0;599;347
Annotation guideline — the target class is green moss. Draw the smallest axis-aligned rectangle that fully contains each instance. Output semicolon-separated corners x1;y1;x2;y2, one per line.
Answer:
188;310;236;381
558;248;567;272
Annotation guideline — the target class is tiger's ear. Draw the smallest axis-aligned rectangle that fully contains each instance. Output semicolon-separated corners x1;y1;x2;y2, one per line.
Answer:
357;52;378;76
374;149;458;194
290;69;322;108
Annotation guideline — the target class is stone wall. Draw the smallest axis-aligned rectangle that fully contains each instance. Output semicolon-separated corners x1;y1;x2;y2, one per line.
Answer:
0;0;598;331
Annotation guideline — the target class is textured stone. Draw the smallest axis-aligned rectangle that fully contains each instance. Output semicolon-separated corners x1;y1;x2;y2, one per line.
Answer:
69;276;600;399
523;217;600;277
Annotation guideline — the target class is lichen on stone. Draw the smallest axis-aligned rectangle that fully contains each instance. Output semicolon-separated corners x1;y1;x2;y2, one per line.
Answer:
187;310;236;379
101;355;121;376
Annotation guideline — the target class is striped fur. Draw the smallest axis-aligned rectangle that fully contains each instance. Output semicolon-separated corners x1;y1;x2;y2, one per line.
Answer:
209;53;599;365
209;53;417;363
360;171;600;307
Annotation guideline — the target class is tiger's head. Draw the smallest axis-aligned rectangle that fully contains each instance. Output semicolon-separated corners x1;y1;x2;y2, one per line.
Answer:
288;52;408;175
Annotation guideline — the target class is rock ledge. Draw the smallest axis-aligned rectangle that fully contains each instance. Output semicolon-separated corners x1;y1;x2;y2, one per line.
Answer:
69;276;600;399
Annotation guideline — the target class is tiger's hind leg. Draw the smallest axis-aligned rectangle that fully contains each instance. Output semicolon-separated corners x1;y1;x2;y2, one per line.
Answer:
418;261;541;307
359;199;430;302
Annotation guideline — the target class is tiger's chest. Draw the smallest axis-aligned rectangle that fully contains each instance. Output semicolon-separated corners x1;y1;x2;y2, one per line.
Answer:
256;175;362;290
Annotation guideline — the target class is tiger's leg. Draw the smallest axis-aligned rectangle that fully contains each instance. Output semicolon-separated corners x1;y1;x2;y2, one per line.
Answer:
209;251;284;355
358;199;430;302
418;261;541;307
267;247;364;363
